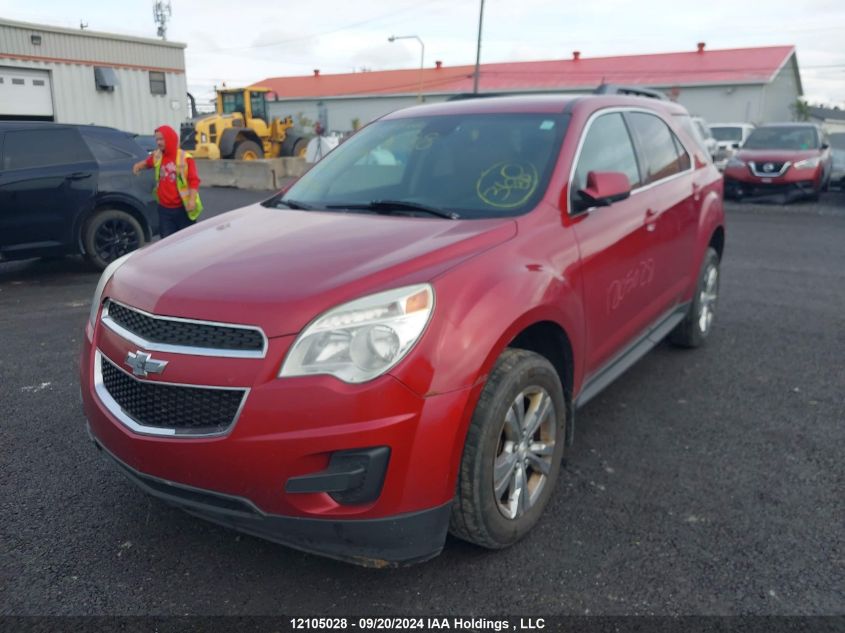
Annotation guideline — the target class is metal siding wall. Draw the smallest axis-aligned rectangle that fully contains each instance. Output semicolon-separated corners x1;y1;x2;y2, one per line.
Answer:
0;23;184;70
0;58;186;134
761;62;802;123
267;95;448;133
673;85;767;125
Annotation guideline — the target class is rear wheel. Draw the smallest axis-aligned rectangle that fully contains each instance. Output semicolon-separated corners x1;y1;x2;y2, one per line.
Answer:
83;209;145;271
234;140;264;160
450;349;566;549
669;247;720;348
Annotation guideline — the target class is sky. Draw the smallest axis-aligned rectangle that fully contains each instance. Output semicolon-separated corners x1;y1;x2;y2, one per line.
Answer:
2;0;844;108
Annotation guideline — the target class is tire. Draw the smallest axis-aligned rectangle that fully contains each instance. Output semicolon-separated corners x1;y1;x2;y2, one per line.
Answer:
669;247;720;348
83;209;146;271
281;134;309;158
450;348;566;549
234;140;264;160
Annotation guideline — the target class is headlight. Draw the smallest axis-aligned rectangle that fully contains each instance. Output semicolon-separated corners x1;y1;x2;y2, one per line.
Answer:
88;253;133;328
280;284;434;383
726;157;746;168
793;157;820;169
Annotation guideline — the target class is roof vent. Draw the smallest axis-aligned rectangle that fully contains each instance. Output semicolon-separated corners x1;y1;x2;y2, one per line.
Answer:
573;51;581;61
313;69;320;77
697;42;706;53
435;60;443;69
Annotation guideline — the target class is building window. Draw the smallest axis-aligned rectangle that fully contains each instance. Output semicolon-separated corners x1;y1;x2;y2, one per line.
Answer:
33;79;45;86
94;67;118;92
12;78;25;85
149;71;166;95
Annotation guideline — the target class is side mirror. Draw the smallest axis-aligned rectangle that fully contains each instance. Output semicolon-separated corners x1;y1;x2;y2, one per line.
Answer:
732;142;741;149
821;143;830;150
573;171;631;212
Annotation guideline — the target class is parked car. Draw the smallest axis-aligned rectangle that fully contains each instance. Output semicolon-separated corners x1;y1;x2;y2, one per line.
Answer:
723;123;832;200
132;133;158;155
709;122;756;170
828;132;845;191
81;93;725;566
0;122;157;269
692;116;718;161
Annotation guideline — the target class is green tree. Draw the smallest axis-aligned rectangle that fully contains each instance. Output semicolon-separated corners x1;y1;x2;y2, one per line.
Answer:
790;99;811;122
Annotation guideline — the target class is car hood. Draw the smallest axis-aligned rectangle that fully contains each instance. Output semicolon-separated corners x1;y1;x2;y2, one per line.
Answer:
736;149;820;163
108;204;517;337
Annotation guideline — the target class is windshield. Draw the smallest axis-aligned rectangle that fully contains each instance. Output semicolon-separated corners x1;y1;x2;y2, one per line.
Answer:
744;126;819;151
271;112;568;219
711;126;743;142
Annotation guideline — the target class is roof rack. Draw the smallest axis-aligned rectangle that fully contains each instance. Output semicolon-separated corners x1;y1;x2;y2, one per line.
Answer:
594;84;668;100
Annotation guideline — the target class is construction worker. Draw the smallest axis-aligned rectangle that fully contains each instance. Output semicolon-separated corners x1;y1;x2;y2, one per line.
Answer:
133;125;202;238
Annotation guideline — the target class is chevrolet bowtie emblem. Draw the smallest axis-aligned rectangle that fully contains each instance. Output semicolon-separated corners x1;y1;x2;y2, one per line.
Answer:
125;350;168;377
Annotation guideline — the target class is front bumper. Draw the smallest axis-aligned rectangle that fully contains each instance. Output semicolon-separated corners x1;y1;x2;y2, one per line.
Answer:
88;428;451;567
80;320;476;565
723;165;822;199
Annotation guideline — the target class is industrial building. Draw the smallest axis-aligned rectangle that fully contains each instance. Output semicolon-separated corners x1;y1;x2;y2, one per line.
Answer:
255;44;803;133
0;18;188;134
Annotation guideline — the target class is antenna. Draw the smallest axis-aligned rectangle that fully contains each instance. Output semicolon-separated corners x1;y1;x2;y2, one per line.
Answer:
80;20;88;30
153;1;172;40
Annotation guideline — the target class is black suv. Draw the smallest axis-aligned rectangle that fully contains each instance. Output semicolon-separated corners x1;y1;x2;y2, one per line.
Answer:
0;122;158;269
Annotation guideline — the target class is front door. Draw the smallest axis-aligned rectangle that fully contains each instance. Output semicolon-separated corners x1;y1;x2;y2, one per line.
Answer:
568;110;659;375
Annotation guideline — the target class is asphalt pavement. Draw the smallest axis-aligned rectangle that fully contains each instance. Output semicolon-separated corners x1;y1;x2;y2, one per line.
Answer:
1;187;843;616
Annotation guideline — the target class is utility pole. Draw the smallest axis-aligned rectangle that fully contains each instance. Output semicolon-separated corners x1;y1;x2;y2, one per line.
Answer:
153;1;172;40
472;0;485;94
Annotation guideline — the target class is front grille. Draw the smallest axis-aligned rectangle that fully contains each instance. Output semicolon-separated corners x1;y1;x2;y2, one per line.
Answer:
105;300;264;353
101;356;245;434
749;161;788;177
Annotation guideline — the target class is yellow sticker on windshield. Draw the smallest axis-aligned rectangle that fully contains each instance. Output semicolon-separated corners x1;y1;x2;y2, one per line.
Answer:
477;162;539;208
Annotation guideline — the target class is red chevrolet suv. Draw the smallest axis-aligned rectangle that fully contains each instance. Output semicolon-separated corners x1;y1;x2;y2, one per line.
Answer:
723;123;832;200
80;94;725;566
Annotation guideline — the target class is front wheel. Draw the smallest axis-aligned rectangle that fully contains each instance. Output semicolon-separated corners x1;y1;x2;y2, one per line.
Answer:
450;349;566;549
670;247;720;348
83;209;145;271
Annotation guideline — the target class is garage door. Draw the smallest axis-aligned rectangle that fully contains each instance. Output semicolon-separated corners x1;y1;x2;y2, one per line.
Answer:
0;67;54;120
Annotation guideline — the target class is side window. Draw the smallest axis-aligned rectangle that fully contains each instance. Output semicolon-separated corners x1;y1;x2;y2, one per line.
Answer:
2;129;92;171
628;112;689;184
571;112;640;210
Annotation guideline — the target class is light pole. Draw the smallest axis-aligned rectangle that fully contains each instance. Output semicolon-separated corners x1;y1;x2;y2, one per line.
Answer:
388;35;425;102
473;0;485;94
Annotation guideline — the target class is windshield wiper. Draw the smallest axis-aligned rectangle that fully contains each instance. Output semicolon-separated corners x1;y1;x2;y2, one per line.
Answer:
325;200;460;220
276;198;314;210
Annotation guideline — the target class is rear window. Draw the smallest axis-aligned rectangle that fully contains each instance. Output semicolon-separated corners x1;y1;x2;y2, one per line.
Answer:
744;127;819;150
2;128;92;170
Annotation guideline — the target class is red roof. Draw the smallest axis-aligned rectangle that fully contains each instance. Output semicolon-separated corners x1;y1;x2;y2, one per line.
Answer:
253;45;796;99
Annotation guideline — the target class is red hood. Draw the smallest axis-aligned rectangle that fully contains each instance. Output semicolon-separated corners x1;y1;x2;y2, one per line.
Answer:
156;125;179;159
108;204;516;337
736;148;821;163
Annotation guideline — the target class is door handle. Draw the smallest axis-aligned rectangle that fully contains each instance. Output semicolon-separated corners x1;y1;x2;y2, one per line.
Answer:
645;208;657;232
67;172;92;180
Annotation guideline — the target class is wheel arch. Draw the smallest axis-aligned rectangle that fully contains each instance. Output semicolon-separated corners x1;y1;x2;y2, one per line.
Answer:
76;196;151;255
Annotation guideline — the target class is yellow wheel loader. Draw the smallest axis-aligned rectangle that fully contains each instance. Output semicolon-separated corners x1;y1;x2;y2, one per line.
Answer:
180;87;309;160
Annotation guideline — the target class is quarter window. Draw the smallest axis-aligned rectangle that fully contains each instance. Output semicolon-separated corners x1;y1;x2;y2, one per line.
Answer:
571;112;640;210
628;112;689;184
